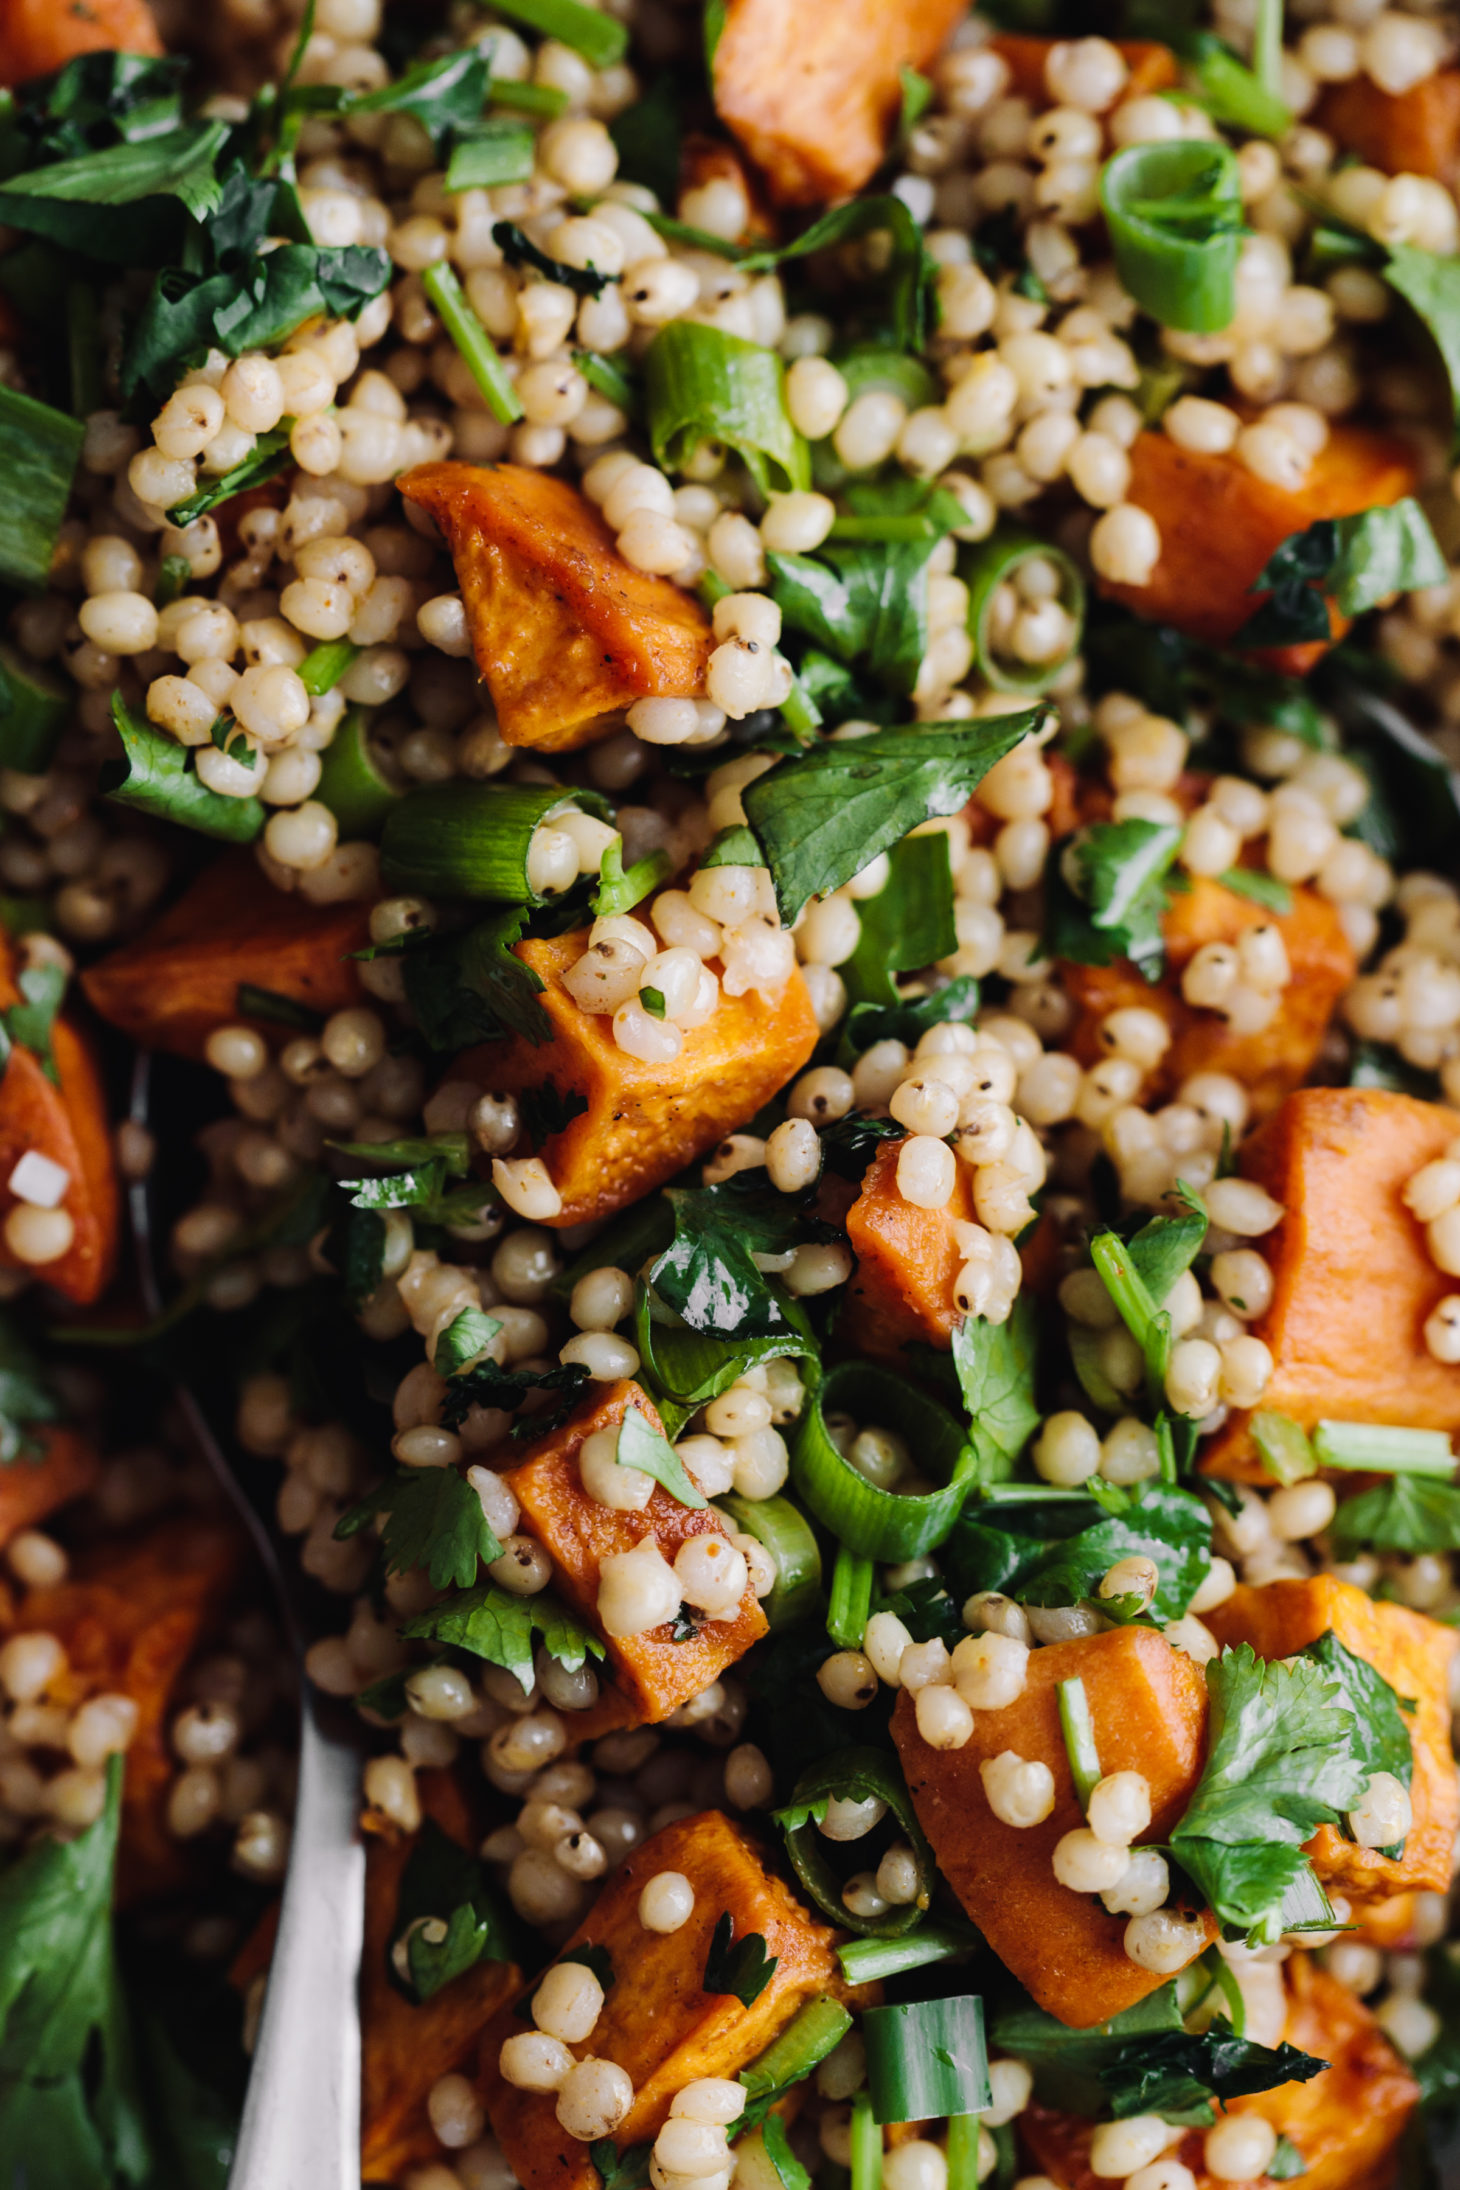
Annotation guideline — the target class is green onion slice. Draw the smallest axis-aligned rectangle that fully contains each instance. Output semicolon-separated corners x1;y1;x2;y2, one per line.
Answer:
716;1493;822;1632
832;345;941;413
446;119;535;192
961;530;1085;695
945;2113;986;2190
485;0;627;67
422;259;523;426
645;321;808;496
850;2090;881;2190
299;639;360;696
1057;1675;1101;1810
1311;1421;1455;1477
315;708;402;839
739;1996;853;2107
1090;1231;1171;1403
827;1546;875;1651
1250;1410;1316;1487
379;781;610;903
778;1746;934;1939
790;1363;976;1561
0;642;69;774
863;1995;990;2126
1099;140;1244;335
836;1921;979;1986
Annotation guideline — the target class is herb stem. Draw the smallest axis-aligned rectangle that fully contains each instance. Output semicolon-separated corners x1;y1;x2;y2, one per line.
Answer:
1057;1676;1101;1810
944;2115;983;2190
1311;1421;1455;1476
849;2091;881;2190
299;639;360;695
826;1546;874;1651
421;260;523;425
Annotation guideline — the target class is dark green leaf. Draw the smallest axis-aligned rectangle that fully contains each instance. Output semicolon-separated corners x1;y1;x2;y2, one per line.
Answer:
403;907;552;1051
650;1171;820;1339
840;834;956;1010
768;539;943;695
335;1465;503;1591
1043;820;1183;982
0;642;69;774
1126;1191;1209;1306
1329;499;1447;615
1331;1474;1460;1557
739;196;936;352
349;48;488;148
951;1301;1040;1482
495;217;617;296
390;1816;514;2004
435;1307;504;1378
617;1403;707;1508
1267;2135;1306;2179
1385;243;1460;425
0;384;84;591
519;1080;590;1149
0;1310;61;1464
842;975;979;1059
320;1194;385;1305
759;2112;810;2190
1;51;188;169
703;1912;778;2007
0;119;228;261
328;1133;471;1176
235;981;323;1032
607;72;680;206
165;426;292;526
101;695;264;842
437;1356;591;1433
402;1582;604;1690
591;2141;654;2190
1303;1628;1412;1860
2;962;66;1082
742;714;1038;924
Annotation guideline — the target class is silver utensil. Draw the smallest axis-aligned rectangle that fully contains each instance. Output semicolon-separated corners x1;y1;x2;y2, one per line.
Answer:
128;1052;366;2190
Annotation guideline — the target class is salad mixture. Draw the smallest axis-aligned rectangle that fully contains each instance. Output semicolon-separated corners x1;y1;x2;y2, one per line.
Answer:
4;0;1460;2184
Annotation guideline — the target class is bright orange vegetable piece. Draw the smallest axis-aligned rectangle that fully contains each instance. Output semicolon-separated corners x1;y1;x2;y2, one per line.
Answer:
504;1381;768;1726
1098;424;1420;662
451;926;818;1228
1020;1954;1417;2190
361;1768;520;2182
987;34;1177;101
398;463;711;753
1200;1087;1460;1479
893;1626;1212;2028
0;0;161;83
0;1425;98;1551
1205;1576;1460;1906
1060;875;1357;1122
18;1517;238;1899
480;1809;849;2190
1319;69;1460;182
81;849;369;1060
842;1135;978;1360
712;0;967;206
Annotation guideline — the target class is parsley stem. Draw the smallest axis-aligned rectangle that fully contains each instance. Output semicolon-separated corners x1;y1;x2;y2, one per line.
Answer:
422;260;523;425
1311;1421;1455;1476
849;2091;881;2190
488;78;570;115
1057;1676;1102;1810
826;1546;874;1651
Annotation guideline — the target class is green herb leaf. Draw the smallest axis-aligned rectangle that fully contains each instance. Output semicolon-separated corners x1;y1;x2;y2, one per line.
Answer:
486;0;628;67
739;196;936;353
235;981;323;1031
1385;242;1460;425
640;986;667;1019
590;2141;655;2190
741;713;1039;924
437;1357;591;1434
1266;2135;1306;2179
1218;866;1293;913
595;840;670;918
402;1582;604;1691
1303;1629;1413;1856
0;642;69;774
342;1162;448;1209
649;1172;817;1339
0;118;228;261
1239;498;1447;644
1013;1482;1212;1624
1330;1474;1460;1557
389;1817;514;2004
0;1311;61;1464
1250;1411;1316;1487
348;48;489;149
608;73;680;206
1;50;188;167
0;385;84;591
494;217;619;297
768;539;942;695
435;1307;504;1378
839;834;955;1010
1;962;66;1083
402;907;552;1051
101;694;264;842
328;1133;471;1176
165;426;293;526
615;1404;707;1508
1125;1187;1210;1305
1044;819;1184;982
335;1466;503;1591
703;1912;778;2008
952;1302;1040;1482
646;321;807;496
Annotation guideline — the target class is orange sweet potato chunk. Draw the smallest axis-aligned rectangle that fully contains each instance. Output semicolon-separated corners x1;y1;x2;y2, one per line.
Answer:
988;34;1177;101
506;1382;767;1726
1319;69;1460;182
1201;1088;1460;1478
893;1627;1212;2028
0;0;161;83
1205;1577;1459;1906
399;463;710;752
0;1018;119;1305
0;1426;99;1551
1099;425;1420;656
82;849;368;1061
453;927;818;1228
19;1517;238;1899
1061;876;1357;1122
712;0;967;206
1020;1954;1418;2190
479;1809;847;2190
362;1769;520;2183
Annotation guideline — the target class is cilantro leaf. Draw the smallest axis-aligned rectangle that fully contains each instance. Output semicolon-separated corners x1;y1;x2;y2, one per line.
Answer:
402;907;552;1052
1125;1189;1209;1306
738;195;936;353
348;48;489;149
1303;1629;1413;1852
617;1404;707;1508
590;2140;655;2190
0;51;188;166
0;385;84;592
1330;1474;1460;1557
1012;1482;1212;1625
1266;2135;1306;2179
1239;498;1446;644
335;1467;502;1591
434;1308;504;1379
402;1583;604;1691
702;1912;778;2008
952;1301;1040;1482
495;218;618;297
389;1816;514;2005
437;1357;590;1434
767;538;948;696
164;427;292;526
0;119;229;262
519;1081;590;1149
101;695;264;843
839;834;956;1011
649;1171;816;1339
841;974;979;1060
1043;820;1183;982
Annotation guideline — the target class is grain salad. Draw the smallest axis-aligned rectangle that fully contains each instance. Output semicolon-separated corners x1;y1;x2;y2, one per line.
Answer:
2;0;1460;2184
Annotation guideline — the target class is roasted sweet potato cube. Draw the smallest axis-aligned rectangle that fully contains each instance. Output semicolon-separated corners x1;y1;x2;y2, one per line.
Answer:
1019;1955;1418;2190
0;1426;99;1551
1200;1088;1460;1478
20;1518;238;1898
399;463;710;753
0;0;162;83
1205;1577;1459;1905
505;1383;767;1726
1319;69;1460;182
712;0;967;206
452;927;817;1228
0;1023;118;1306
987;34;1177;102
479;1809;846;2190
362;1768;520;2182
1098;426;1420;658
81;850;368;1061
893;1627;1211;2028
1061;877;1357;1122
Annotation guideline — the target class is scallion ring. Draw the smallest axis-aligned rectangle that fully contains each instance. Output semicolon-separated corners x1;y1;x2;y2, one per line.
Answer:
315;707;402;839
961;531;1085;695
716;1493;822;1631
644;321;809;495
863;1995;990;2125
790;1362;975;1561
379;782;613;903
1099;140;1244;335
777;1745;934;1938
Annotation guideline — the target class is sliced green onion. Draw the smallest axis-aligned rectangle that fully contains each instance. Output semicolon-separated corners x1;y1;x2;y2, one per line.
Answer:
827;1546;874;1651
0;642;68;773
1219;866;1292;914
482;0;628;68
315;707;402;838
778;1747;933;1939
837;1922;978;1986
488;78;569;116
850;2091;881;2190
422;260;523;425
1251;1411;1316;1487
645;321;808;497
575;348;639;415
1181;30;1291;138
446;119;535;191
1252;0;1285;103
780;673;821;737
0;384;85;589
1090;1231;1170;1401
299;639;360;696
166;426;292;527
961;530;1085;696
739;1997;853;2103
863;1996;989;2126
1311;1422;1455;1477
944;2115;984;2190
832;346;940;412
379;781;608;902
716;1493;822;1631
791;1363;975;1562
828;514;949;544
1099;140;1243;335
1058;1676;1101;1810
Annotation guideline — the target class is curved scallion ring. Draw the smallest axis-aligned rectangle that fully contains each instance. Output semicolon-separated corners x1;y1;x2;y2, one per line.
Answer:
961;529;1085;695
779;1744;935;1937
790;1362;975;1561
716;1492;823;1631
378;781;611;903
1099;139;1244;335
